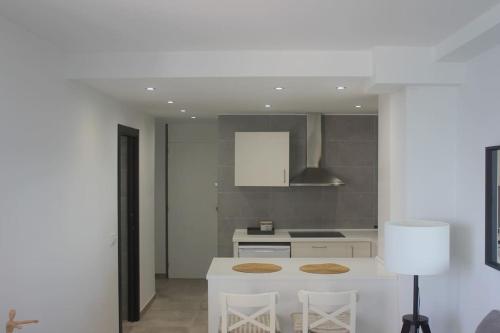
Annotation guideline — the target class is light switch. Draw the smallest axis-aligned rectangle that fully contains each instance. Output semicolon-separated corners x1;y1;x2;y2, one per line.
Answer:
110;233;118;247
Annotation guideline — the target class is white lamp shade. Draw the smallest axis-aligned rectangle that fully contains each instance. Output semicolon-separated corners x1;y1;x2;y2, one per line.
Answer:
384;220;450;276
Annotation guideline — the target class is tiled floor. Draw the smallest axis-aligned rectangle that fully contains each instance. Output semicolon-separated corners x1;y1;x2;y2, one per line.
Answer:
124;278;208;333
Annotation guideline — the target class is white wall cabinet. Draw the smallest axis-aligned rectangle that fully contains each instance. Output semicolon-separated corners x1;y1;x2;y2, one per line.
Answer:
234;132;289;187
291;241;372;258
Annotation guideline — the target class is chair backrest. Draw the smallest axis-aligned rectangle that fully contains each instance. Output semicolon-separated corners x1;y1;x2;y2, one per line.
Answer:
298;290;358;333
220;292;279;333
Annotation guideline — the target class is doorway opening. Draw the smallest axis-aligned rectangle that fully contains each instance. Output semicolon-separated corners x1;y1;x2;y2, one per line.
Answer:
118;124;140;332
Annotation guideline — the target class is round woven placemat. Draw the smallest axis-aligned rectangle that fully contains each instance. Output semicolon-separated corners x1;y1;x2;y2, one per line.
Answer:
232;263;282;273
299;263;350;274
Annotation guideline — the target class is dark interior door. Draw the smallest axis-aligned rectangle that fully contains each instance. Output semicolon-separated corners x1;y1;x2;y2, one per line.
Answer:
118;124;140;332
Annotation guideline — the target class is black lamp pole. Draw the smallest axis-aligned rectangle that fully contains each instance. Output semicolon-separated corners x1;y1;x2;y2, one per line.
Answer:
401;275;431;333
413;275;420;332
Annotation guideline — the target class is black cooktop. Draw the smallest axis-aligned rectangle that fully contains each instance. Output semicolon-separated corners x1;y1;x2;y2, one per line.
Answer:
289;231;345;238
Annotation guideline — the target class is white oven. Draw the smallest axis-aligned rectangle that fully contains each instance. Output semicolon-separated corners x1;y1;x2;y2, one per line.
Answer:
238;243;291;258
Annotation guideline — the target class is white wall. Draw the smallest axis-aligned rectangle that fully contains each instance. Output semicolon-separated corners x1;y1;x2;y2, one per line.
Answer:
455;44;500;332
378;45;500;332
403;86;460;333
378;89;407;259
378;86;460;332
154;120;167;274
0;16;155;333
154;119;218;278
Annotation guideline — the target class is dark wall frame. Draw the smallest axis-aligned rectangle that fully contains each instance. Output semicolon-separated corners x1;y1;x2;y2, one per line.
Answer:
118;124;141;332
485;145;500;270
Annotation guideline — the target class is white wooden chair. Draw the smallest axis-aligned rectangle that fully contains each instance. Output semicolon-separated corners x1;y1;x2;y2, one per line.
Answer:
220;292;280;333
292;290;358;333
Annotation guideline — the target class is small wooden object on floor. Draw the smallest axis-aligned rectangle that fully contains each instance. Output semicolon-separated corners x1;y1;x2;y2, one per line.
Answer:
232;263;282;273
6;309;39;333
299;263;350;274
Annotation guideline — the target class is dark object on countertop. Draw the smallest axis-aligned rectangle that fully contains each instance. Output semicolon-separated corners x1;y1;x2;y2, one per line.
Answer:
247;227;275;235
476;310;500;333
289;231;345;238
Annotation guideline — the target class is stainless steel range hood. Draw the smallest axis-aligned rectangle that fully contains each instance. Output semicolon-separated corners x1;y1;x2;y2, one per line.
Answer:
289;113;345;187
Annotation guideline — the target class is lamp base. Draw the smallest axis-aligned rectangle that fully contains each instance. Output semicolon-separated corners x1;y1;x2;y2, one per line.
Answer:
401;314;431;333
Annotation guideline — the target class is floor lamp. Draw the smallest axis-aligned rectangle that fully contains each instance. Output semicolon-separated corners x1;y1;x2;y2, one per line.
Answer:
384;220;450;333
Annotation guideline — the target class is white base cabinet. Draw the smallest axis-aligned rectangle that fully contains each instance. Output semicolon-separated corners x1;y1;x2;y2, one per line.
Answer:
291;241;371;258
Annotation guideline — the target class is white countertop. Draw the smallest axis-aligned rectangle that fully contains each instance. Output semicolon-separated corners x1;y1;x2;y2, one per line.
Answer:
206;257;394;280
233;228;378;243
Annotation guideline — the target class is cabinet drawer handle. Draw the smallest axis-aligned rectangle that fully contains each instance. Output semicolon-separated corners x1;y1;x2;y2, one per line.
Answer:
312;245;327;249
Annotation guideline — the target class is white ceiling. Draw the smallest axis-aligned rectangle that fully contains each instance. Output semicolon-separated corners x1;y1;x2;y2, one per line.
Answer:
81;77;378;119
1;0;499;52
5;0;493;118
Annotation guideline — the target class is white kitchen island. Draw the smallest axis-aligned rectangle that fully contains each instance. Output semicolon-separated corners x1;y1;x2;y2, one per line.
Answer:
206;257;399;333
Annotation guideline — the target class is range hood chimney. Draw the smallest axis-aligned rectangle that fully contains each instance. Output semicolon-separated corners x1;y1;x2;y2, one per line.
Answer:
289;113;345;187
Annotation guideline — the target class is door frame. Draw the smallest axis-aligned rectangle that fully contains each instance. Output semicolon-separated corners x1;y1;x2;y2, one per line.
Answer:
117;124;140;332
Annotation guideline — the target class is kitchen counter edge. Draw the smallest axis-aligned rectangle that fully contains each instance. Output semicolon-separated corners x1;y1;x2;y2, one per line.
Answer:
233;228;378;243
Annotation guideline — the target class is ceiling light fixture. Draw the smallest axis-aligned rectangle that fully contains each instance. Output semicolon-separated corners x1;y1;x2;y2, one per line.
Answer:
180;109;186;113
191;116;197;119
336;86;346;90
265;104;271;108
275;87;284;91
355;105;362;108
167;100;174;104
145;87;155;91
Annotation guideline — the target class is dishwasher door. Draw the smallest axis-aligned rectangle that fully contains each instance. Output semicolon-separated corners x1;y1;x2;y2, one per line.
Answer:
238;244;291;258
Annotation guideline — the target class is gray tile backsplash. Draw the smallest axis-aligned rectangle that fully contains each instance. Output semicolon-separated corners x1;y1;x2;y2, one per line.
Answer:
217;115;378;256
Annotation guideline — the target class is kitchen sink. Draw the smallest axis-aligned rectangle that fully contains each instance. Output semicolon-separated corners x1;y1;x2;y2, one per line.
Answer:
289;231;345;238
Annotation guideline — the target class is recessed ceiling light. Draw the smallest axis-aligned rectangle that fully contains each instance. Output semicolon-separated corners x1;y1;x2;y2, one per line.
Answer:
336;86;346;90
274;87;284;91
180;109;186;113
167;100;174;104
265;104;271;108
145;87;155;91
191;116;197;119
355;105;362;108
